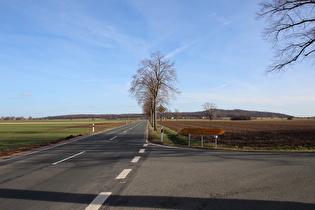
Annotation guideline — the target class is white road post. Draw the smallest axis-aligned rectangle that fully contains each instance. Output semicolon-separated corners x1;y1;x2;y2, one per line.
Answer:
214;135;218;148
201;135;204;147
92;124;95;132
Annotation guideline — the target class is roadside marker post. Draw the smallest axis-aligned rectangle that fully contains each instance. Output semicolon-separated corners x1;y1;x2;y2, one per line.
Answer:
92;124;95;132
157;105;166;142
201;135;204;147
214;135;218;148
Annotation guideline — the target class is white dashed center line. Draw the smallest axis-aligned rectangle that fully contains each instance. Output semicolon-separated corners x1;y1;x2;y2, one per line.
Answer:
116;169;132;179
131;156;141;163
85;192;112;210
85;123;147;209
110;136;117;141
139;149;145;153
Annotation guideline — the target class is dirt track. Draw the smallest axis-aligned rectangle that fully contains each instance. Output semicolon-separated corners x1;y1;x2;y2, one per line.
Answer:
162;120;315;147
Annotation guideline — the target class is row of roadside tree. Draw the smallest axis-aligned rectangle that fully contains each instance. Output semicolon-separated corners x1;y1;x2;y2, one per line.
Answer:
129;51;180;131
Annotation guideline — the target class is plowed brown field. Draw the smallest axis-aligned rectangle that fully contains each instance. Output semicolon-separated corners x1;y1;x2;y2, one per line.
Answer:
162;120;315;148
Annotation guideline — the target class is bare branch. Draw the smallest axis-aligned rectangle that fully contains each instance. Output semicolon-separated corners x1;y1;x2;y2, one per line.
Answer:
203;102;217;121
257;0;315;72
129;51;180;130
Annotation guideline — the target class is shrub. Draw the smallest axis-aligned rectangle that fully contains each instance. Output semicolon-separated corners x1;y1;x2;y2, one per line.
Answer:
230;115;251;120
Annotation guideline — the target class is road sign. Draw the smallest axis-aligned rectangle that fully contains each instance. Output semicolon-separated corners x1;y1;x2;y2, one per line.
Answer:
157;105;166;142
181;128;225;135
157;105;166;114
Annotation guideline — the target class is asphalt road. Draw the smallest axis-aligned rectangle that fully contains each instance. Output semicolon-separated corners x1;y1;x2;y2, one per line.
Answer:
0;120;149;210
1;120;314;210
107;144;315;210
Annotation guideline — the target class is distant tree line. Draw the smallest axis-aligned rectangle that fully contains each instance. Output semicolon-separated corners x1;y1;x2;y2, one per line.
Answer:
1;109;298;121
0;116;34;121
46;114;145;120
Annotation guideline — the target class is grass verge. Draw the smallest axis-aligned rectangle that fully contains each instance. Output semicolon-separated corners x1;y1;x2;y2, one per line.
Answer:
0;120;133;157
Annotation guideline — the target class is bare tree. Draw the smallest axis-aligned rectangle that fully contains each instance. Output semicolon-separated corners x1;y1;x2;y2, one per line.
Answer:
203;102;217;121
130;51;180;131
174;108;180;120
257;0;315;72
141;95;154;125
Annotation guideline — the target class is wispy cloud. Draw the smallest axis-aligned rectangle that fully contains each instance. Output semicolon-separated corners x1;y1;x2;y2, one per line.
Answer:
177;92;218;104
177;91;282;108
166;45;190;59
22;93;32;96
8;1;146;53
281;96;315;103
9;93;32;100
86;79;111;83
208;13;231;25
166;38;201;58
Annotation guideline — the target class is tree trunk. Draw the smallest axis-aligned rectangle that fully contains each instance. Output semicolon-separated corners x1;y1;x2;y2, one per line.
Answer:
152;98;157;131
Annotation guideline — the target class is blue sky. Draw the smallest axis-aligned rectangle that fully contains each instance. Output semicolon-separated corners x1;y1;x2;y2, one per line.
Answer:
1;0;314;118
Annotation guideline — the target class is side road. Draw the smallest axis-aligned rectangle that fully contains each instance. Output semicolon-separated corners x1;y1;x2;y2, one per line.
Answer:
107;144;315;210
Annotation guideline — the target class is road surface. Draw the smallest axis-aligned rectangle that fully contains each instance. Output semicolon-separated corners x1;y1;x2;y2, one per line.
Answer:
1;120;314;210
0;121;149;210
107;144;315;209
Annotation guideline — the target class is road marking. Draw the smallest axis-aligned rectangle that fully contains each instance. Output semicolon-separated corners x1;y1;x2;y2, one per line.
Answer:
131;156;141;163
143;144;148;147
139;149;145;153
116;169;132;179
110;136;117;141
85;192;112;210
52;151;85;165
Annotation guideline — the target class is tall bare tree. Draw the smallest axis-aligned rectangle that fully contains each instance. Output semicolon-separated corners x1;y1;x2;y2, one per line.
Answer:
203;102;217;121
174;108;180;120
130;51;179;131
257;0;315;72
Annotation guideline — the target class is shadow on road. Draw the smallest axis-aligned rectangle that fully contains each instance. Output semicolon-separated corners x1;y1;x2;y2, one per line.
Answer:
109;194;315;210
0;188;314;210
0;188;95;204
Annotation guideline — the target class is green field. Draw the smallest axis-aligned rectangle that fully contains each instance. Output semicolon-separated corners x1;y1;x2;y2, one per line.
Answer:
0;120;130;155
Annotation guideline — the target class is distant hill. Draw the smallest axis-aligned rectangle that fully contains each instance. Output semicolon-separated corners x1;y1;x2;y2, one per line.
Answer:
45;109;293;120
46;113;145;120
170;109;293;119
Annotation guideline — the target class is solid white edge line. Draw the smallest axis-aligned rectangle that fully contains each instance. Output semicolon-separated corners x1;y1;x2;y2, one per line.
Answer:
52;151;85;165
116;169;132;179
139;149;145;153
131;156;141;163
85;192;112;210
